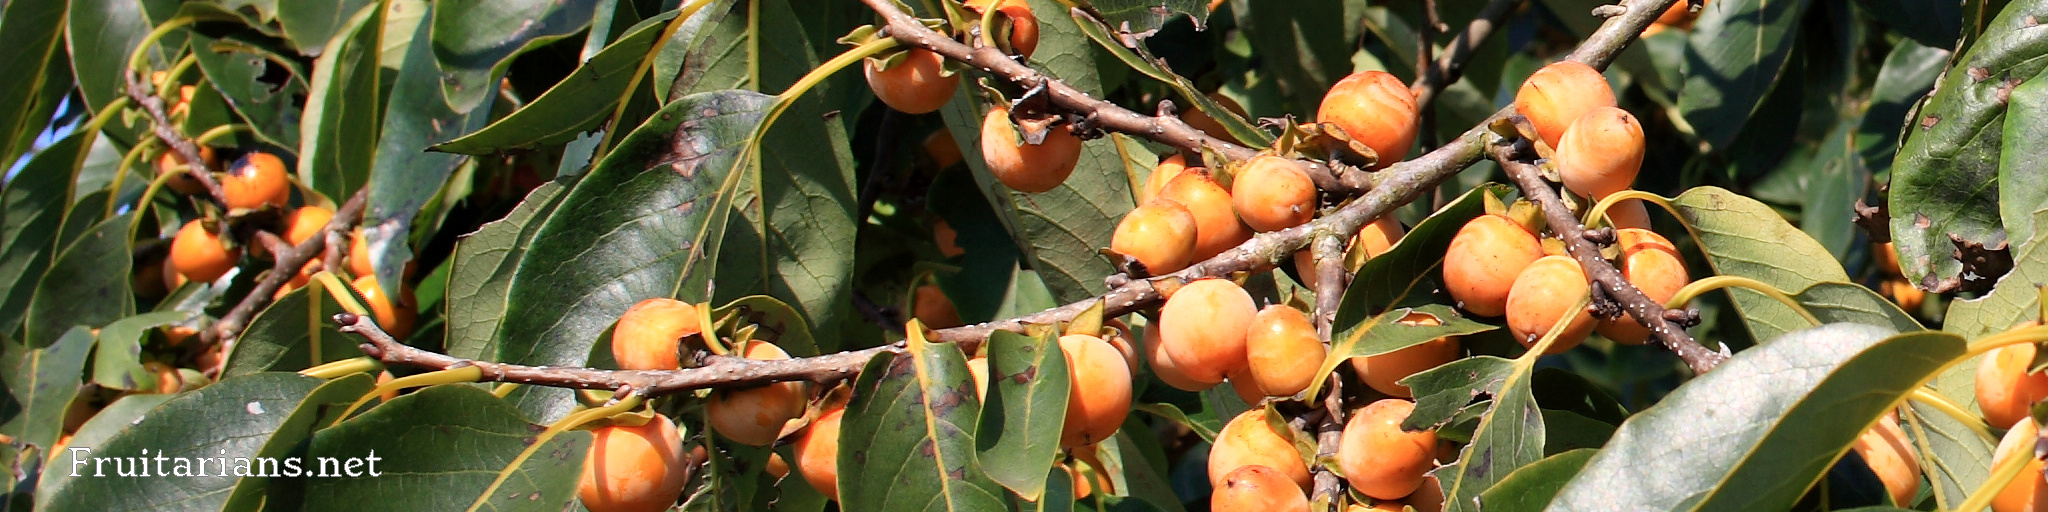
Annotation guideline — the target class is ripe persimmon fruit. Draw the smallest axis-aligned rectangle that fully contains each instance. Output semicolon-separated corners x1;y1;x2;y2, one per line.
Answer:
1514;61;1616;150
864;49;957;114
982;106;1083;193
170;219;240;284
1316;70;1420;170
579;414;689;512
1231;156;1317;232
611;298;700;371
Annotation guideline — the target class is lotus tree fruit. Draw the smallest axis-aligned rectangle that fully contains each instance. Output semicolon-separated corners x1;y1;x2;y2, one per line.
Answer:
1111;200;1200;275
1209;409;1312;492
1976;321;2048;430
1159;171;1251;261
706;340;809;446
1339;399;1438;501
222;152;292;210
610;298;701;371
170;219;240;284
1058;334;1132;447
1157;278;1258;384
981;105;1084;193
578;414;690;512
1505;255;1596;354
1554;106;1646;199
1352;312;1462;398
793;405;845;501
1244;305;1324;398
1513;61;1616;150
1595;228;1689;345
864;49;957;114
1231;155;1317;232
1212;465;1311;512
1442;214;1543;317
1316;70;1420;170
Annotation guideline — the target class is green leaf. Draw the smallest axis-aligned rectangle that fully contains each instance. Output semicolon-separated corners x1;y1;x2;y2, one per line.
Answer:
1087;0;1206;36
24;213;134;348
975;330;1072;499
658;0;748;101
444;181;570;362
0;130;91;334
434;12;680;155
0;0;68;165
66;0;179;136
302;384;589;512
1857;40;1948;177
840;341;1007;512
1400;356;1514;432
0;327;94;452
275;0;377;56
1068;7;1269;147
495;89;767;421
91;311;190;391
1474;448;1597;512
34;372;362;512
1437;359;1544;512
221;282;355;377
32;392;174;498
188;32;307;150
1947;209;2048;339
1803;121;1868;262
1670;187;1918;343
297;2;384;202
1310;304;1495;398
1351;183;1510;312
1852;0;1962;50
2000;67;2048;249
1229;1;1351;116
430;0;600;113
1549;325;1963;511
1677;0;1814;149
1901;398;1992;510
709;295;822;357
363;1;494;296
1889;0;2048;290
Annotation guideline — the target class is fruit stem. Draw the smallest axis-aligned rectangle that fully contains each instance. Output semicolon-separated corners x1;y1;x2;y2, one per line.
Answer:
154;54;199;100
1964;325;2048;361
300;356;382;380
463;393;647;512
194;124;252;146
1957;438;2033;512
978;3;1000;52
105;137;159;219
491;382;520;398
125;14;231;74
1582;189;1676;228
1663;276;1819;327
1905;387;1993;443
85;97;133;137
332;366;487;428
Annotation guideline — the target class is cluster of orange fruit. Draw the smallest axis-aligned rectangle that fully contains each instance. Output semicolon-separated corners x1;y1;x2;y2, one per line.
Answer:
1872;242;1926;313
1974;321;2048;511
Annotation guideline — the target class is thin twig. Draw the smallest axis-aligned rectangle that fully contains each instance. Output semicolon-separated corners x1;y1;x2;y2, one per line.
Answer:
1487;138;1725;374
1410;0;1519;108
205;190;370;364
124;71;227;206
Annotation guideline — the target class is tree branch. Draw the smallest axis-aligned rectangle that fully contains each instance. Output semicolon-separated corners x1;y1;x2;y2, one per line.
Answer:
1410;0;1519;108
124;71;228;206
331;0;1689;394
1486;138;1725;374
205;190;369;366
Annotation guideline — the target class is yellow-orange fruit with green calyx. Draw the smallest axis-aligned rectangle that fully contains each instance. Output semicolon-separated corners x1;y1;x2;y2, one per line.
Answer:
794;405;844;501
611;298;699;371
1058;334;1133;447
1231;156;1317;232
965;0;1040;59
578;413;689;512
707;341;808;446
1352;312;1461;398
864;49;957;114
1142;154;1192;204
144;362;182;393
1112;200;1200;275
1144;319;1211;391
1596;228;1688;345
1554;106;1645;199
914;284;964;329
223;152;291;210
1244;305;1324;398
982;106;1083;193
1339;399;1437;500
171;220;240;284
1505;255;1595;354
1160;171;1251;261
1514;61;1617;150
1212;465;1311;512
1210;409;1312;491
350;275;417;341
1852;414;1920;507
1993;417;2048;512
1443;214;1543;317
1228;367;1265;406
1977;321;2048;430
282;206;333;247
155;145;216;195
1158;278;1257;383
1316;70;1419;170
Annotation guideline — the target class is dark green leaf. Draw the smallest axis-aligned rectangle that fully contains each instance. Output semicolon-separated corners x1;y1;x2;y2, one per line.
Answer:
1312;304;1495;398
222;281;356;377
434;12;680;155
1857;40;1948;178
496;89;769;421
0;131;92;334
188;32;307;150
1678;0;1814;149
35;372;357;512
1549;325;1963;511
32;393;174;498
276;0;377;55
297;2;384;202
1439;358;1543;512
1853;0;1962;50
363;2;494;297
302;384;588;512
1539;410;1615;455
1229;1;1351;116
1803;121;1868;261
91;311;189;391
1901;398;1992;510
1088;0;1206;36
430;0;600;113
444;181;570;362
0;327;94;452
1402;356;1514;432
1671;187;1915;343
976;330;1071;499
1069;7;1269;147
1889;0;2048;290
66;0;179;132
0;0;68;165
24;213;134;348
2000;67;2048;249
1474;448;1597;512
659;0;748;101
840;341;1007;512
